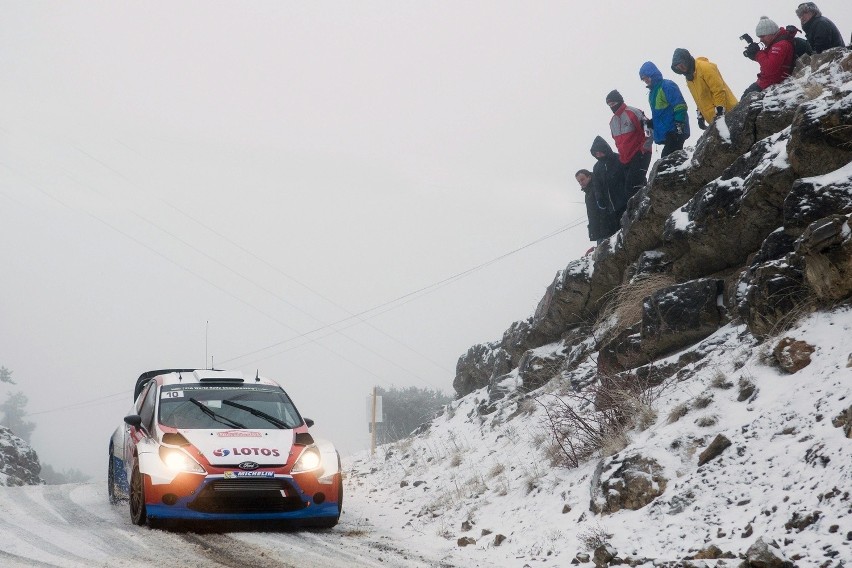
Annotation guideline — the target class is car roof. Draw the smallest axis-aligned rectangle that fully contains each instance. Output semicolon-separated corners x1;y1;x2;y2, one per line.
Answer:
133;369;281;401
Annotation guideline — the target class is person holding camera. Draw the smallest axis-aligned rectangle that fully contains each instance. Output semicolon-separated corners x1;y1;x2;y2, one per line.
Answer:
742;16;795;97
795;3;844;54
639;61;690;158
670;48;738;130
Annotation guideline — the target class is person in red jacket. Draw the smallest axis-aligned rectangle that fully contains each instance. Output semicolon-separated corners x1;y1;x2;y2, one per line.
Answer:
743;16;795;97
605;90;653;202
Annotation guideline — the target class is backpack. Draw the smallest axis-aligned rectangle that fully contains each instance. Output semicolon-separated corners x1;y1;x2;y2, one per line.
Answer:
785;25;813;60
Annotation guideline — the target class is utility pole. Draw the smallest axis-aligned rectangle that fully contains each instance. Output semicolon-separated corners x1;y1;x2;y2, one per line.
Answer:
370;386;377;457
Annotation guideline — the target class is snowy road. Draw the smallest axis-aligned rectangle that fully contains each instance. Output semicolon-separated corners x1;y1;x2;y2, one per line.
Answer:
0;481;456;568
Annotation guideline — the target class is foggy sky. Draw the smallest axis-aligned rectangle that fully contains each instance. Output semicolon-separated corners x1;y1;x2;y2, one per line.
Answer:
1;1;849;477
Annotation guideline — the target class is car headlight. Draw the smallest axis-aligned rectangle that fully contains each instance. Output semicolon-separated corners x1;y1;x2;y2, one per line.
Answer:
159;447;206;474
291;446;322;473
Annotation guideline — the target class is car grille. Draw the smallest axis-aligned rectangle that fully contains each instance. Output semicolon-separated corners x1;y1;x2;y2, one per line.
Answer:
187;478;306;514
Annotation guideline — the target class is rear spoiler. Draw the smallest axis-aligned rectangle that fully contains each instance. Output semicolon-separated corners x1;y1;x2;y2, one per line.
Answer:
133;368;197;401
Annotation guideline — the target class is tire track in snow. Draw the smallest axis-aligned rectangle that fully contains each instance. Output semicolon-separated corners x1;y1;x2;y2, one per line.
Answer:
177;532;298;568
0;548;62;568
0;488;102;565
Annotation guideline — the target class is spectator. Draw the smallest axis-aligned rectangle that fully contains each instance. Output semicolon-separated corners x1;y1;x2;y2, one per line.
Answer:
605;90;653;201
670;49;738;130
575;169;615;244
795;2;844;53
742;17;795;97
590;136;627;238
639;61;690;158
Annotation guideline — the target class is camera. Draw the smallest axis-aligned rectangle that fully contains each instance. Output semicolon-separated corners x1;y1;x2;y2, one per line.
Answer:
740;33;755;45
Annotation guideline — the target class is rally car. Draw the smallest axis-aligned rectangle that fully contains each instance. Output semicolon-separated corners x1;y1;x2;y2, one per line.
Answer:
107;369;342;528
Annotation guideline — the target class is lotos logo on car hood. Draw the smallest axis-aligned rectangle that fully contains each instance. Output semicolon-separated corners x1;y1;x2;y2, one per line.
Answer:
180;429;294;465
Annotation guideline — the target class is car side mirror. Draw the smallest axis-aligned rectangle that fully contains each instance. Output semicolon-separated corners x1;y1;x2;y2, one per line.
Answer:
304;417;315;428
124;414;143;428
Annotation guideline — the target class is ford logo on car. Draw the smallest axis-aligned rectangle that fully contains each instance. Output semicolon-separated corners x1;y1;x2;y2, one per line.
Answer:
238;461;260;470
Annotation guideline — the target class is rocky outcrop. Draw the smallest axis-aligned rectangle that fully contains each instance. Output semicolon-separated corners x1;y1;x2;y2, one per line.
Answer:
454;51;852;396
641;279;723;358
453;342;504;398
772;338;815;373
530;257;594;343
0;426;42;486
590;453;667;514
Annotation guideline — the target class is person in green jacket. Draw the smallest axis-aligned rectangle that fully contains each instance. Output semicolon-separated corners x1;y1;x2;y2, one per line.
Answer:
671;48;739;130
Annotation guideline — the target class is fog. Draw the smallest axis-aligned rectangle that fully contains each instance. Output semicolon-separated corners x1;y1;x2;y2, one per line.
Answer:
1;1;849;477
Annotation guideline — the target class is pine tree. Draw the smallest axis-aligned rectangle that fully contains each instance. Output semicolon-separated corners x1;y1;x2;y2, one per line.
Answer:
0;391;36;443
376;386;452;444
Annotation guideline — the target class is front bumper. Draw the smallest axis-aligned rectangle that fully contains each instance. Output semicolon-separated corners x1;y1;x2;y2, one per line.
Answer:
143;471;340;521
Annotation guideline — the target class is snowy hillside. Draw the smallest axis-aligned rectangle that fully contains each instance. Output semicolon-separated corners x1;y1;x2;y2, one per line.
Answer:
345;49;852;568
346;307;852;566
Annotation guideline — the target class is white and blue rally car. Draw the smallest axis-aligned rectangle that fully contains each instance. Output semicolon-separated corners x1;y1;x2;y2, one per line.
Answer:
108;369;342;528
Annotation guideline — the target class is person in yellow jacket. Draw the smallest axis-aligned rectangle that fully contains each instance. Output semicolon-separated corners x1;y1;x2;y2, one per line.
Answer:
671;48;738;130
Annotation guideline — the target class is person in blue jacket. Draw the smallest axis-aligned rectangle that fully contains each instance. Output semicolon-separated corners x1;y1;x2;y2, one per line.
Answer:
639;61;690;158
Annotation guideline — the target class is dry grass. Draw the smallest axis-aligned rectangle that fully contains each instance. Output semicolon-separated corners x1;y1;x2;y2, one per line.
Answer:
595;273;677;343
696;415;719;428
668;402;690;424
710;370;734;389
693;393;714;409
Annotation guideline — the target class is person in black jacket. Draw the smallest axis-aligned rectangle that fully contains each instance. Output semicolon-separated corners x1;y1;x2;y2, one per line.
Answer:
588;136;627;241
795;2;844;53
576;169;612;244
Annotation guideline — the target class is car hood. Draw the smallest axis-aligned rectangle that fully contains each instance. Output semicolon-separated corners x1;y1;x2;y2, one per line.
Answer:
178;428;294;466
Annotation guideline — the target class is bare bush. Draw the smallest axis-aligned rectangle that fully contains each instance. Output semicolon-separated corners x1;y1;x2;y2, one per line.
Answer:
594;273;676;343
536;373;666;468
578;523;612;551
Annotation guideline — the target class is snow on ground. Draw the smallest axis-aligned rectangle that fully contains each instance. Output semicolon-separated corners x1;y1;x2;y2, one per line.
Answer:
346;306;852;566
0;480;455;567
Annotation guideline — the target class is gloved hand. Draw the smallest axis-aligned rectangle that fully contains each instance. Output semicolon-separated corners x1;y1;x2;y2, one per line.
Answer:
743;42;760;60
715;106;725;118
698;116;707;130
675;122;685;136
665;130;680;146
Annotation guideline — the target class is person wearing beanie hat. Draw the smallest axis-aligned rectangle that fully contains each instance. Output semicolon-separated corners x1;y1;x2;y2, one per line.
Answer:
742;16;795;97
795;2;845;53
638;61;690;158
671;48;738;130
755;16;780;37
605;90;652;201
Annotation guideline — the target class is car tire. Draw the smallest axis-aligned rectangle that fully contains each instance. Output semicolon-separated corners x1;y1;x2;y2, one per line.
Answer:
129;465;147;526
107;449;118;504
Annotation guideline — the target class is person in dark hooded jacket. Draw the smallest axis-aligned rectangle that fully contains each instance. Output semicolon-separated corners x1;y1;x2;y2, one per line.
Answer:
795;2;844;53
589;136;626;240
639;61;690;158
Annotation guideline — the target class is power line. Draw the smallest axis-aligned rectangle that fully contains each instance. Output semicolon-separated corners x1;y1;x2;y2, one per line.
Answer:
221;219;584;366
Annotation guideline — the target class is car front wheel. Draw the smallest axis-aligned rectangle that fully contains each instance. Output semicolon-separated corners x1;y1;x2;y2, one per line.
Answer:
129;465;147;526
107;450;118;504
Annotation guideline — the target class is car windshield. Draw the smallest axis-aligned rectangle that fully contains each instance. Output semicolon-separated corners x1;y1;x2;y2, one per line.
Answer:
158;385;302;430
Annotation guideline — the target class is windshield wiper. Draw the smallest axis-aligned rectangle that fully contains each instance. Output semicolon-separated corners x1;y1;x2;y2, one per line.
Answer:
189;398;246;429
222;399;291;429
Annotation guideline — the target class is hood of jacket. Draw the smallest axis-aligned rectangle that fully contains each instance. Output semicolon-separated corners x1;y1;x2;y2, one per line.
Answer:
639;61;663;85
670;48;696;81
590;136;615;158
